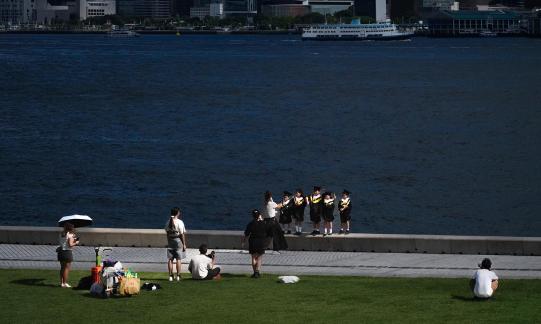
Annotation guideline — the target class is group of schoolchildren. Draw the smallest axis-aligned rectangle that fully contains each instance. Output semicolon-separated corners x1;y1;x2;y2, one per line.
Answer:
277;186;352;236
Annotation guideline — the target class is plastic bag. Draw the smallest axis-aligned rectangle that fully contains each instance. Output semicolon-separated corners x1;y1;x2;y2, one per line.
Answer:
119;277;140;296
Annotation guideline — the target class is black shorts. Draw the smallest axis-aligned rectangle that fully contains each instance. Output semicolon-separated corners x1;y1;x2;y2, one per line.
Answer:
57;250;73;262
310;213;321;223
204;267;221;280
340;213;351;223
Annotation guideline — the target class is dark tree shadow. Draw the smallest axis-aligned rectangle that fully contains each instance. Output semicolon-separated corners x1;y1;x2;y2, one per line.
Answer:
11;278;58;288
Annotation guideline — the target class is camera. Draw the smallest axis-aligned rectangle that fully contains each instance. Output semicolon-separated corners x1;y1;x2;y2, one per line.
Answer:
207;251;215;259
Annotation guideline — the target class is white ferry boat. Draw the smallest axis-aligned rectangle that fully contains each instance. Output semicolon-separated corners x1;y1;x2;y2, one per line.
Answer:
302;19;413;41
107;30;140;37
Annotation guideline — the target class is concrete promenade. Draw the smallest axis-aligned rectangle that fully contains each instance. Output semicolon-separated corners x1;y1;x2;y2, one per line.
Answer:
1;244;540;279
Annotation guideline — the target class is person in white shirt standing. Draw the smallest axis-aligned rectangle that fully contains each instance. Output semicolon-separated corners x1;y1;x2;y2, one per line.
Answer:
471;258;499;299
188;244;221;280
165;207;187;281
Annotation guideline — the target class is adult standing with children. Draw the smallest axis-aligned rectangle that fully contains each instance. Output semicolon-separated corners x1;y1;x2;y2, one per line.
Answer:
263;191;288;251
243;209;272;278
165;207;187;281
57;222;79;288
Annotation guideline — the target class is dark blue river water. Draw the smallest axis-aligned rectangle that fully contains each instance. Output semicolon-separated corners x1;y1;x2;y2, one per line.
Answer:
1;34;540;236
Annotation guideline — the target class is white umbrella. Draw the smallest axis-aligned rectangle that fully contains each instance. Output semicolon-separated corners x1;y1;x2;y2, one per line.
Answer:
58;214;93;228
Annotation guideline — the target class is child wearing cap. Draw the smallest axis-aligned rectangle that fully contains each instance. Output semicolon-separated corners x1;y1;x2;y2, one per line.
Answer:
279;191;294;234
322;192;336;236
307;186;323;236
339;190;352;234
292;189;307;235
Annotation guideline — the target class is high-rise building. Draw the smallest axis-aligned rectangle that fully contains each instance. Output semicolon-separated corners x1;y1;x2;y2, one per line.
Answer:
421;0;454;9
79;0;116;20
117;0;136;17
354;0;387;21
0;0;35;24
171;0;193;17
389;0;420;19
135;0;170;18
223;0;256;16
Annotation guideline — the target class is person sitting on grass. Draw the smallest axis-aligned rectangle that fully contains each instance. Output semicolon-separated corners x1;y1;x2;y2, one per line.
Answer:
470;258;499;299
188;244;221;280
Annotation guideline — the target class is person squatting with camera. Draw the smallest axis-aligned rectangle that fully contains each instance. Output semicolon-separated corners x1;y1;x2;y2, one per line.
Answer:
188;244;221;280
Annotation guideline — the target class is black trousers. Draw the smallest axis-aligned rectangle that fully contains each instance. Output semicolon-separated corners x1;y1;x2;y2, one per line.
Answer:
264;218;288;251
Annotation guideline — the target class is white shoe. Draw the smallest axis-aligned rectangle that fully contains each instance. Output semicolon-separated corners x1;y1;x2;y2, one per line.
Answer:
176;275;181;281
61;283;71;288
169;276;173;282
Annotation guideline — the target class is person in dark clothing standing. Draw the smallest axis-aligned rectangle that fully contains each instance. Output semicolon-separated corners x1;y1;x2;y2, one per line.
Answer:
339;190;352;234
292;189;307;235
307;186;323;236
242;209;272;278
278;191;294;234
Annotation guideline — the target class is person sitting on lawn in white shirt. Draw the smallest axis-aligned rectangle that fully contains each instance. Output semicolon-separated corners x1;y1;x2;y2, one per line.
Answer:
188;244;221;280
470;258;499;299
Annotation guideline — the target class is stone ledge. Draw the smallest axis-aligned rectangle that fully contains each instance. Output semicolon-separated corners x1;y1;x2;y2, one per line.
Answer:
0;226;539;255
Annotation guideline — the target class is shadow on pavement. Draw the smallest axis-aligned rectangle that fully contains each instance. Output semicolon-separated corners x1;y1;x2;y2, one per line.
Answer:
11;278;58;287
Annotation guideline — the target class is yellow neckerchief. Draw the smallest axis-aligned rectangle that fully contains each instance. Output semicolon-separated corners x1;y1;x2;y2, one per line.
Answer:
310;194;321;203
294;196;304;205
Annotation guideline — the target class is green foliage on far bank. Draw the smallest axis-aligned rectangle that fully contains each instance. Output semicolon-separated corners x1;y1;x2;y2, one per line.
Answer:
1;269;540;323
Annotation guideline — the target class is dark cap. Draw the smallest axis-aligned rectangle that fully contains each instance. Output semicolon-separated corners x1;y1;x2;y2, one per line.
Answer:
342;190;350;195
283;191;292;196
313;186;321;191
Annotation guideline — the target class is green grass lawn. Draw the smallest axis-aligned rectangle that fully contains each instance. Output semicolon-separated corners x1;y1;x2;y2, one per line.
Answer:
0;269;539;323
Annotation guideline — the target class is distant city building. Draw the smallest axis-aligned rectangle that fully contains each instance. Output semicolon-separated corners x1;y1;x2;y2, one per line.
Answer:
210;0;224;17
190;5;209;18
422;0;454;9
223;0;256;16
426;9;521;35
171;0;193;17
36;0;69;23
388;0;419;19
354;0;387;21
135;0;170;19
457;0;489;10
0;0;34;25
307;0;353;15
78;0;115;20
262;3;309;16
116;0;136;17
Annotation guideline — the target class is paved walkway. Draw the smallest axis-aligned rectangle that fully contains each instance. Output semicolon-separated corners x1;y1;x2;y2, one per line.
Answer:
1;244;540;279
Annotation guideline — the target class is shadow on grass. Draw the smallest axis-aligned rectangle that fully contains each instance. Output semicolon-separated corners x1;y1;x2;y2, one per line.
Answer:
451;295;494;302
220;273;248;279
11;278;58;288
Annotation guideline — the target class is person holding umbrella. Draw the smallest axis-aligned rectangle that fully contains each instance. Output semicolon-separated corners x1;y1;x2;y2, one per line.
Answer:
57;222;79;288
57;215;92;288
